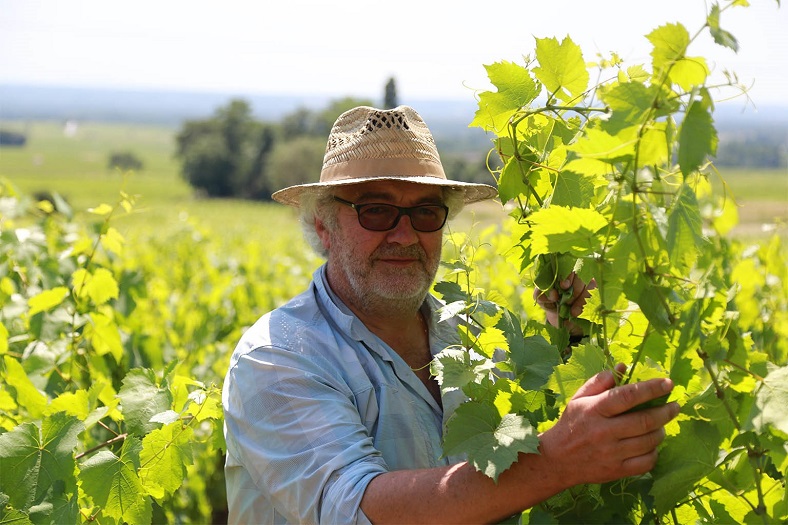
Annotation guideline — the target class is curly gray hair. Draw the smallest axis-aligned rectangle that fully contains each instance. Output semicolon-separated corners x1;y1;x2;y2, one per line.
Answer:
298;187;467;257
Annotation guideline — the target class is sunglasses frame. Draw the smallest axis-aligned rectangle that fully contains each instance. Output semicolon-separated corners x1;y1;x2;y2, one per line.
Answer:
333;196;449;232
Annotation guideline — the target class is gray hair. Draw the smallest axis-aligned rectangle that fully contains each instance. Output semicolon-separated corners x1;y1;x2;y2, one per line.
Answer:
299;186;467;257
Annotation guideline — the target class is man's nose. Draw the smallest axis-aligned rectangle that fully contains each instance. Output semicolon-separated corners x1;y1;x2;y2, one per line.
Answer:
385;214;419;245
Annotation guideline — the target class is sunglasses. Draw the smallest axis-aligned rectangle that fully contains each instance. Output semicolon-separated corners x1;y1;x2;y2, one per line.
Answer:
333;196;449;232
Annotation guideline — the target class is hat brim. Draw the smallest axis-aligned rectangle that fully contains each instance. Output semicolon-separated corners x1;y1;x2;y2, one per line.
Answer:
271;176;499;207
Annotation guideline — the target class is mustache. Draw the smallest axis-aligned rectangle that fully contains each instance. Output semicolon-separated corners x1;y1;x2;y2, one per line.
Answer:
372;245;427;262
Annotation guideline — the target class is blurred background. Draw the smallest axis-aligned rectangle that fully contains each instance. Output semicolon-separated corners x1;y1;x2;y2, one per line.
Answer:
1;0;786;236
1;2;786;523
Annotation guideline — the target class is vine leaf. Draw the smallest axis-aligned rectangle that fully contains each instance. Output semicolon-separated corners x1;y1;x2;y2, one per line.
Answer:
117;368;172;436
140;423;195;499
443;401;539;482
748;364;788;435
72;267;119;306
670;56;710;91
471;61;539;133
80;436;152;524
650;420;722;515
546;344;607;403
678;102;718;176
568;126;635;163
533;36;589;102
433;348;493;393
528;206;607;256
708;4;739;52
433;280;469;304
0;413;83;513
647;23;690;75
84;312;123;362
551;170;595;208
667;184;706;269
508;335;562;391
27;287;69;316
496;139;540;205
600;82;657;134
3;356;48;418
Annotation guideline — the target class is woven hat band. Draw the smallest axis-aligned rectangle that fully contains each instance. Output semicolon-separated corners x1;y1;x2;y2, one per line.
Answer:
320;157;446;182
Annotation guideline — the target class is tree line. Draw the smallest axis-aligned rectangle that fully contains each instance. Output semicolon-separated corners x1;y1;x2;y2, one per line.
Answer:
174;86;493;200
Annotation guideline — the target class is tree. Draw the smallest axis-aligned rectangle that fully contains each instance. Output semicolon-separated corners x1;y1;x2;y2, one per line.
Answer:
175;99;275;199
281;97;374;140
108;151;144;172
384;77;398;109
265;136;327;193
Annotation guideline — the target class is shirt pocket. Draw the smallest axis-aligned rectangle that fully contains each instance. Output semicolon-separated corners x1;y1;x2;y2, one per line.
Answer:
354;382;445;470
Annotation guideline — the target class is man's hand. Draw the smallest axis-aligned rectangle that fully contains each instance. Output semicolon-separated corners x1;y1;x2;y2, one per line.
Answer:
534;272;596;335
537;364;680;486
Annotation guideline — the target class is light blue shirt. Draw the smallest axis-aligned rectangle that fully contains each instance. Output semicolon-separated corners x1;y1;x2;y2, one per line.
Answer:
222;264;465;524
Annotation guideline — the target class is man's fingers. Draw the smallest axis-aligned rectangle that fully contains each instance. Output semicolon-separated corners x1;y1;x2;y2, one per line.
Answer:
620;449;660;477
572;368;618;399
598;378;675;418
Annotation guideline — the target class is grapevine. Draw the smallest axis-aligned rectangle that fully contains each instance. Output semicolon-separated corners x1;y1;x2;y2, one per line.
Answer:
0;179;318;523
435;1;787;522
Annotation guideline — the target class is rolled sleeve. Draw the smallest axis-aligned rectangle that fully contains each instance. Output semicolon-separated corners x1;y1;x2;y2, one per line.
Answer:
224;346;388;524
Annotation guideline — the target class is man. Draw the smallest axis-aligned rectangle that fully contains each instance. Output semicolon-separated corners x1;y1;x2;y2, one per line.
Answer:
222;105;679;524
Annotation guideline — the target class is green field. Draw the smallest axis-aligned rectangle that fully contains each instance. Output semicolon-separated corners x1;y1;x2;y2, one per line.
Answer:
1;120;786;239
2;121;786;524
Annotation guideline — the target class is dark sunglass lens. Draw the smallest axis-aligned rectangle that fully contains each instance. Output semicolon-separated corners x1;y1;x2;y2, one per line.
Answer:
358;205;400;231
411;206;447;232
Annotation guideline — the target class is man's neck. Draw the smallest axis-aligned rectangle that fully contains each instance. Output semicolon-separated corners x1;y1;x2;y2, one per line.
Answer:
324;267;430;352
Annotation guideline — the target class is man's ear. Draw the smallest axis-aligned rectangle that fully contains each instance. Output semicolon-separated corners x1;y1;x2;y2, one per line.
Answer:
315;217;331;252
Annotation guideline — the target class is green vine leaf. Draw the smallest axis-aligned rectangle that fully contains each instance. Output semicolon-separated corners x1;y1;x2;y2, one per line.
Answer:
599;82;658;134
140;422;195;499
650;420;722;515
471;61;539;133
117;368;173;436
545;344;607;403
666;183;706;269
678;101;718;176
73;267;119;306
496;139;541;204
708;4;740;52
551;170;596;208
528;206;607;257
670;56;710;91
748;365;788;435
2;356;48;419
647;23;690;75
533;36;589;102
80;436;152;524
26;287;69;316
0;413;83;513
443;401;540;482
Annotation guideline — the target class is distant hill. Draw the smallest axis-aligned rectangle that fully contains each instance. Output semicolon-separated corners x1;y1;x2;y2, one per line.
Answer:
1;83;786;167
0;83;489;125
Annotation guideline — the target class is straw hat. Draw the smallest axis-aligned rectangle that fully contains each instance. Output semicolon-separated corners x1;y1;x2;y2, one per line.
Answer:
271;105;499;207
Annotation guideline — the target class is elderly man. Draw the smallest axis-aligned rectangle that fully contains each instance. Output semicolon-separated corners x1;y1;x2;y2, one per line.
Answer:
222;106;679;524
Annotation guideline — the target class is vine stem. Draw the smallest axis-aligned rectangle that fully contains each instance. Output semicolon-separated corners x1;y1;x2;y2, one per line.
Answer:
698;348;768;518
75;433;127;460
67;183;131;388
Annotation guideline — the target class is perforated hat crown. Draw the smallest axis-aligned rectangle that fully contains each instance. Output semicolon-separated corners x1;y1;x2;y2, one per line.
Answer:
271;105;498;206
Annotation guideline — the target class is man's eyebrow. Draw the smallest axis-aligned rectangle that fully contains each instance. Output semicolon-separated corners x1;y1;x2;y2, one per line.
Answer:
354;191;444;204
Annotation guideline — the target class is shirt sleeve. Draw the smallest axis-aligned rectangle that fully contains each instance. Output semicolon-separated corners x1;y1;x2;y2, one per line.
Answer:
223;345;388;524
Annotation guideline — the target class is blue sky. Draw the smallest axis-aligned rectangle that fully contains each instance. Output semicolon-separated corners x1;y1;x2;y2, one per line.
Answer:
2;0;786;107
